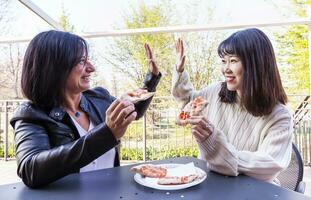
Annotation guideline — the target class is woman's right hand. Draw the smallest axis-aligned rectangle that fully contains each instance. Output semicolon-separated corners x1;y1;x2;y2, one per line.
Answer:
175;38;186;73
145;43;160;76
186;116;214;143
105;99;137;139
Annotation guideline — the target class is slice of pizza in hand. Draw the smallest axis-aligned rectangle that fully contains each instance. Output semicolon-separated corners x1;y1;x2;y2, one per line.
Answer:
130;164;167;178
190;96;208;116
121;88;155;103
177;96;208;126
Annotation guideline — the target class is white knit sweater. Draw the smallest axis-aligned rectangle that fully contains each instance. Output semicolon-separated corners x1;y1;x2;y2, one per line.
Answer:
172;69;293;182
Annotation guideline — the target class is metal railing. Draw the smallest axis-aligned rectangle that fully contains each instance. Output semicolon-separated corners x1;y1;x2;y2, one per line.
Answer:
120;97;197;162
0;100;25;160
1;96;311;165
291;95;311;165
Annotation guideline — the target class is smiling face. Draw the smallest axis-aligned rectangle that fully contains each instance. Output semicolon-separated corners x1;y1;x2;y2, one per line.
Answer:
65;53;95;94
221;54;243;96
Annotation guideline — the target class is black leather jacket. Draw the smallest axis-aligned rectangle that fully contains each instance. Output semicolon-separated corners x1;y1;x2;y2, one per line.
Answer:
10;72;161;188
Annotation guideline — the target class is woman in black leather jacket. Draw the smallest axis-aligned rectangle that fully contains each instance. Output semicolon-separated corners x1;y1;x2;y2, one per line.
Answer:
10;30;161;188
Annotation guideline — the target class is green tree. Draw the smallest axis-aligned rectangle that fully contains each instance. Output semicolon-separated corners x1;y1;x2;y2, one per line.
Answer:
105;1;225;127
276;0;311;94
59;5;75;32
171;2;224;90
180;32;224;91
106;1;223;94
105;1;176;127
105;1;175;96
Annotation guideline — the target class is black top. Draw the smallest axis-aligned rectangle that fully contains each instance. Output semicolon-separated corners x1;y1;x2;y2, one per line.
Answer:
0;157;309;200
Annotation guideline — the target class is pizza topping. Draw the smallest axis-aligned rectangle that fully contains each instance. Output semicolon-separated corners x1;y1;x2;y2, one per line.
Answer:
130;164;167;178
131;162;206;185
177;96;208;124
128;89;148;98
157;174;199;185
179;111;190;120
121;89;155;103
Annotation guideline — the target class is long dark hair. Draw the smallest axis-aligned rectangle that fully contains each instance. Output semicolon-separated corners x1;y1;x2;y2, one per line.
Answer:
21;30;88;111
217;28;287;116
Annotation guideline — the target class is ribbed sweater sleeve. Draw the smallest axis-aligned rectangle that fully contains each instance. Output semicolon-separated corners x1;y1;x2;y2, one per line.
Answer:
198;113;293;182
171;68;293;182
171;68;212;106
171;69;194;107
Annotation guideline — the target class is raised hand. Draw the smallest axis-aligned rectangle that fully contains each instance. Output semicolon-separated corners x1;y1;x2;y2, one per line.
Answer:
175;38;186;73
105;99;137;139
144;43;159;76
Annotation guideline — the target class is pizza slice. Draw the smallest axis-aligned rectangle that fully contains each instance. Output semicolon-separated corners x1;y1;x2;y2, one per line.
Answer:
177;96;208;125
157;174;199;185
121;88;155;103
130;164;167;178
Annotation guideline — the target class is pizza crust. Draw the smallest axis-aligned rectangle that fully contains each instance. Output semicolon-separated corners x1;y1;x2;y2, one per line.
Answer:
130;164;167;178
121;89;155;103
131;163;205;185
177;96;208;125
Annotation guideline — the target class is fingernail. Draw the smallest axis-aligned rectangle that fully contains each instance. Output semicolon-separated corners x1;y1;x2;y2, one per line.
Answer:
133;112;137;117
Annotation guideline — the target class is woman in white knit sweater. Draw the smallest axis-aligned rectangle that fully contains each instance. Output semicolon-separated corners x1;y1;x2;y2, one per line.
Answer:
172;28;293;183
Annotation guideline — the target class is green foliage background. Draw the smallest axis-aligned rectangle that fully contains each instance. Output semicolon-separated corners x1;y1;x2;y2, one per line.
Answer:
276;0;311;94
121;146;198;161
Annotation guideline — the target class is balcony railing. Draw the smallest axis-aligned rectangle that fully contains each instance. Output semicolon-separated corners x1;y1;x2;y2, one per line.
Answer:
1;95;311;165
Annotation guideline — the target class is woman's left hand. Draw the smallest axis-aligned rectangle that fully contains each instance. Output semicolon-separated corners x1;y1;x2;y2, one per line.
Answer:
144;43;159;76
186;116;214;143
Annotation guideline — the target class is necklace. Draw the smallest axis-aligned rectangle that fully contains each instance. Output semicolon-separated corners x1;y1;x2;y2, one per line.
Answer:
74;111;81;118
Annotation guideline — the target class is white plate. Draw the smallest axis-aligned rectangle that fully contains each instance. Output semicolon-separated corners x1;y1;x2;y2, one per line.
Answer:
133;163;207;190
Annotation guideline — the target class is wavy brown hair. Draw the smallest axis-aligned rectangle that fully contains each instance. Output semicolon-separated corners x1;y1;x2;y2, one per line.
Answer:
217;28;287;116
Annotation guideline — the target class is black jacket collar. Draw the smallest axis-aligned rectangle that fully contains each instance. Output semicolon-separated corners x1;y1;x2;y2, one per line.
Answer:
48;93;99;124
